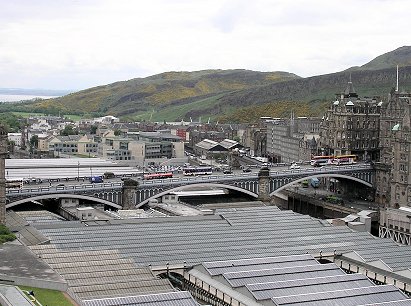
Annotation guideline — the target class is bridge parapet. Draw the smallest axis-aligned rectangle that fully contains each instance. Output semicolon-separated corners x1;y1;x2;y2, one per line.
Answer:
6;182;123;199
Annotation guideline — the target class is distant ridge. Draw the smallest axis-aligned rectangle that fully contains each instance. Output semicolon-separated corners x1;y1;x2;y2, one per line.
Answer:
349;46;411;71
3;46;411;123
0;88;73;96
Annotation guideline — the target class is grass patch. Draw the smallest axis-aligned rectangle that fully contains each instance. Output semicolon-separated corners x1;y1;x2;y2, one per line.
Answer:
134;93;225;122
19;286;74;306
0;225;16;244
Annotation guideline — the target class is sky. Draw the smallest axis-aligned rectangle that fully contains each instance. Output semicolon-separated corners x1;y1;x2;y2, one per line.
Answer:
1;0;410;91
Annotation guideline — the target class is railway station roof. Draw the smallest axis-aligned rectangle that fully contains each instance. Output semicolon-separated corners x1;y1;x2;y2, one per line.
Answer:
18;206;411;304
188;254;410;306
31;206;411;281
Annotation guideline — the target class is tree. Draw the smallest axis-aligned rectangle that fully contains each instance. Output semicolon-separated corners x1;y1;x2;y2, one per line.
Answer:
60;125;78;136
29;135;38;153
90;125;98;134
0;113;23;132
114;129;122;136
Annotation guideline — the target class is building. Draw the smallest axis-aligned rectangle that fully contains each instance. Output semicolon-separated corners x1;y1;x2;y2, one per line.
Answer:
185;254;408;306
188;123;240;151
242;121;267;158
194;139;227;157
77;135;99;157
319;80;381;160
380;206;411;245
98;131;184;163
266;116;321;163
98;135;133;161
375;88;411;208
7;133;22;148
49;135;82;156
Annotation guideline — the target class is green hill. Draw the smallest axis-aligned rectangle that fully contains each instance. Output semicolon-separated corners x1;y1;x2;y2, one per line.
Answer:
350;46;411;71
21;69;299;120
3;46;411;123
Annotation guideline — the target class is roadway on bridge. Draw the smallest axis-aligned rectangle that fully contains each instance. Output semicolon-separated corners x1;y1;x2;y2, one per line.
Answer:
5;158;141;181
6;163;371;198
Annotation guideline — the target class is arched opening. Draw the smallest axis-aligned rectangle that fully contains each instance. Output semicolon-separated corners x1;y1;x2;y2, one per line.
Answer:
7;194;121;220
137;183;259;208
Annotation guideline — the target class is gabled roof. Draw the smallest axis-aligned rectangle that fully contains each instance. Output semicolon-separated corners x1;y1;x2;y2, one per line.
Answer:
195;139;220;150
219;139;241;150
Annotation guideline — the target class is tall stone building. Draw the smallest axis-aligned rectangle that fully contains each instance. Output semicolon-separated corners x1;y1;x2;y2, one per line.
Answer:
266;116;321;163
375;90;411;208
319;80;381;160
0;124;7;224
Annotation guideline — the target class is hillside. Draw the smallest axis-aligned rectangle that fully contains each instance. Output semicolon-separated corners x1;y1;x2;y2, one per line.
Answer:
21;69;299;119
350;46;411;71
216;65;411;122
4;46;411;123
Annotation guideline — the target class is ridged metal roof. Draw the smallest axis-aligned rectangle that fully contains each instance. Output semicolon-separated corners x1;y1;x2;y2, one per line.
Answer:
34;206;411;282
224;263;345;288
248;274;373;300
272;285;408;306
188;254;410;306
83;291;198;306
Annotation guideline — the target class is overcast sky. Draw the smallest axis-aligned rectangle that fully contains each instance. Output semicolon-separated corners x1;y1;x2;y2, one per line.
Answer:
1;0;410;90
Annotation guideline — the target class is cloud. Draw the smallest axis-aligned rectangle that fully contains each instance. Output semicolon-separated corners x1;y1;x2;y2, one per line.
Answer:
0;0;410;89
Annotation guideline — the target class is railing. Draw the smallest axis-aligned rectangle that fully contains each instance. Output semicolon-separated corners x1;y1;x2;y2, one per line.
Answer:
6;182;123;195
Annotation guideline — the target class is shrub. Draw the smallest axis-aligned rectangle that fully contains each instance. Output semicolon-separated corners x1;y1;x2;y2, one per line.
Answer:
0;225;16;244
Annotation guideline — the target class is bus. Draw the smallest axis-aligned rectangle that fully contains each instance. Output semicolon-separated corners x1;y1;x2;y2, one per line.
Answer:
183;166;213;176
5;179;24;189
332;154;358;165
143;172;173;180
310;155;334;167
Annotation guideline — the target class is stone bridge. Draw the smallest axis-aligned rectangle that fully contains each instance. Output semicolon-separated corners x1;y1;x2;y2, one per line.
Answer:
6;164;374;210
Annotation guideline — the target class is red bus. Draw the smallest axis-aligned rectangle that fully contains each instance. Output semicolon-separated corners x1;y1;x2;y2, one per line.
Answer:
143;172;173;180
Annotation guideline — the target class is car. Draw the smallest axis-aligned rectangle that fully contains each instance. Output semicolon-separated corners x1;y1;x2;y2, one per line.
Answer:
289;163;301;170
223;169;233;174
56;183;65;187
242;167;252;172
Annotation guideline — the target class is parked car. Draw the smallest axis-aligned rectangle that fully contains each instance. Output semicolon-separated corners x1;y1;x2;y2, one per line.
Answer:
242;167;252;172
223;169;233;174
289;163;301;170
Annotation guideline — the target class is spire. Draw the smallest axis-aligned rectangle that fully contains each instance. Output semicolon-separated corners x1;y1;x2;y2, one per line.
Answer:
343;75;358;99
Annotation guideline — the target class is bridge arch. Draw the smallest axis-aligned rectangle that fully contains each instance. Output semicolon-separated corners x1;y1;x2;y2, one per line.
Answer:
270;173;373;196
6;193;122;210
136;182;258;208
